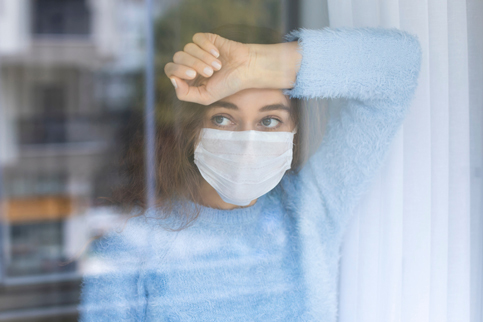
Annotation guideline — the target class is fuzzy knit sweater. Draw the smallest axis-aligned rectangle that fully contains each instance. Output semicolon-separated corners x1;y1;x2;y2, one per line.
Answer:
79;27;421;321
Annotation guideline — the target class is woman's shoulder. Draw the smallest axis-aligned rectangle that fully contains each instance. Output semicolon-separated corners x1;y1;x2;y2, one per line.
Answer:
88;210;181;265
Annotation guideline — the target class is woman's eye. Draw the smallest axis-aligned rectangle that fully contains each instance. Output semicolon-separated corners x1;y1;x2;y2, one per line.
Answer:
212;116;232;126
261;118;280;128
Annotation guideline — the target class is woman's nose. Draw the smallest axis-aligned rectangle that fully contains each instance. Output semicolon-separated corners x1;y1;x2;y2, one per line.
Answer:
239;121;255;131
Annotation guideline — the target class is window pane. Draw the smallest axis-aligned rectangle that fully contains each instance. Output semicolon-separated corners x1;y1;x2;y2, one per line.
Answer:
0;0;295;320
32;0;91;36
0;0;146;319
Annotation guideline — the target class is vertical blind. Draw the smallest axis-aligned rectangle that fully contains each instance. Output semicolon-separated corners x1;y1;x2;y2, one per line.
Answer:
326;1;483;322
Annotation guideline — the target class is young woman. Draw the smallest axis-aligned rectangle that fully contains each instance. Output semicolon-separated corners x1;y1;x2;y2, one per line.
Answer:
80;27;421;321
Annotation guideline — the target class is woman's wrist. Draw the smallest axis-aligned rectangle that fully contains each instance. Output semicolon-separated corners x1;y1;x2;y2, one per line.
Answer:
247;42;302;90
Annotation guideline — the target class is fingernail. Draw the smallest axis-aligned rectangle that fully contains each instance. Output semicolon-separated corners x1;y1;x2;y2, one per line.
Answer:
170;78;177;89
212;61;222;70
203;67;214;76
210;49;219;58
186;69;196;78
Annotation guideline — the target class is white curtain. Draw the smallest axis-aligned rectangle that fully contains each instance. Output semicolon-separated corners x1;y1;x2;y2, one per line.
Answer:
315;1;483;322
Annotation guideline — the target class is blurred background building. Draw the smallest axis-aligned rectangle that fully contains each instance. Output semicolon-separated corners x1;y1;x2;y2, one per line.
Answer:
0;0;315;320
0;0;147;320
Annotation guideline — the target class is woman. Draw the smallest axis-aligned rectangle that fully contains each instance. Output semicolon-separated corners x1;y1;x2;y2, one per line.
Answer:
80;27;421;321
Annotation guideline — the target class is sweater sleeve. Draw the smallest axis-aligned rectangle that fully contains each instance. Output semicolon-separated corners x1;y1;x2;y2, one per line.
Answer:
284;27;421;239
79;221;149;322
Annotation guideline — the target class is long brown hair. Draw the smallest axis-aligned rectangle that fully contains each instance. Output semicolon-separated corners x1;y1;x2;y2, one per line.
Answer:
115;25;328;229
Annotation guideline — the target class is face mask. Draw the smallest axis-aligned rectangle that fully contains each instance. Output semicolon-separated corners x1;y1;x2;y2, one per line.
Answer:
194;128;296;206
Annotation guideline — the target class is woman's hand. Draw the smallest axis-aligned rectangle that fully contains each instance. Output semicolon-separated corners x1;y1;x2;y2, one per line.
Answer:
164;33;302;106
164;33;252;105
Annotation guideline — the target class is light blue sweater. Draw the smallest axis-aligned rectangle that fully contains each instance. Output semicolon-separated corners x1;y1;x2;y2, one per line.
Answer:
79;27;421;321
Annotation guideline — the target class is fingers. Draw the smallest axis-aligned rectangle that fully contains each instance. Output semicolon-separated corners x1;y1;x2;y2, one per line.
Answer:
192;33;221;58
164;38;223;81
169;76;213;105
164;62;197;80
165;32;227;105
183;43;222;71
173;50;216;77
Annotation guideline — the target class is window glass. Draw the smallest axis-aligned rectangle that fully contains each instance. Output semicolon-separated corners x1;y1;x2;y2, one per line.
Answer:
32;0;91;36
2;1;478;321
0;0;291;320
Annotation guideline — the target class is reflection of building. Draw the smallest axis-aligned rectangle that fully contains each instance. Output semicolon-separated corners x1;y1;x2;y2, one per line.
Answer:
0;0;315;320
0;0;145;320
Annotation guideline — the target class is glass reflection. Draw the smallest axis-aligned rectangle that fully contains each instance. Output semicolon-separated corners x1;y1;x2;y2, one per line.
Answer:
0;0;287;320
0;0;146;320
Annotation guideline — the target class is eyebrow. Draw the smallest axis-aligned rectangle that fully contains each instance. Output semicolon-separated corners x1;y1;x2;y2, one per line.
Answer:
209;101;291;112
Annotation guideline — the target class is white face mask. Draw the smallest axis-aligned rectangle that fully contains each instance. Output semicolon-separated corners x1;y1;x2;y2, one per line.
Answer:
194;128;296;206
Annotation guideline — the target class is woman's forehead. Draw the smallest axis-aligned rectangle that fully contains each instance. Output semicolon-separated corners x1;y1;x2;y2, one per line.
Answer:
213;88;290;110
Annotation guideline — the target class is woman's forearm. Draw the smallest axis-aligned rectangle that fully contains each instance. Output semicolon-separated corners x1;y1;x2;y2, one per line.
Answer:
283;28;422;103
248;41;302;90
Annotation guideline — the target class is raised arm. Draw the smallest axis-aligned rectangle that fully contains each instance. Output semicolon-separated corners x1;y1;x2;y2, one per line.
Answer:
163;27;422;240
284;27;422;239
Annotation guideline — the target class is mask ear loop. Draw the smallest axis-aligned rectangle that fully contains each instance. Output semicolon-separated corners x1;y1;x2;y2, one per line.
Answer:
292;127;298;135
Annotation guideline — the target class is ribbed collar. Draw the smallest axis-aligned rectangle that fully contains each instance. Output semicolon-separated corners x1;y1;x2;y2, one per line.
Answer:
181;194;269;226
